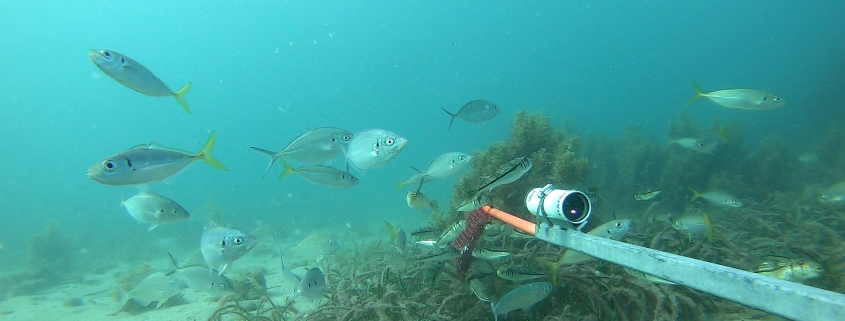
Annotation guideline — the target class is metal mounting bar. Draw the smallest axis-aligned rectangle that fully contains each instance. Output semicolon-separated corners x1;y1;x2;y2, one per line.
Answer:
534;223;845;321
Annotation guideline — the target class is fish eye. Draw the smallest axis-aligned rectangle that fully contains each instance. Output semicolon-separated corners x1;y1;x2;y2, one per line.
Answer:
615;222;623;228
731;200;736;204
234;236;244;245
103;51;111;57
102;160;118;172
385;138;395;146
218;284;225;289
459;155;466;160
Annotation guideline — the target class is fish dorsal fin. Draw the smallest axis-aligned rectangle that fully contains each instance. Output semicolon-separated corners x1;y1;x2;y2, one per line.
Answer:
147;142;192;154
130;143;150;150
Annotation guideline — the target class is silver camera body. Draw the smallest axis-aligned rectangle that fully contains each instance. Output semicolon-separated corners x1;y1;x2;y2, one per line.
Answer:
525;184;592;231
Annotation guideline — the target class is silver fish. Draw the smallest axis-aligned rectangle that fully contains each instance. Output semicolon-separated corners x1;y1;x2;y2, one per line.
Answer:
457;193;489;212
167;253;233;297
289;233;339;262
119;271;184;309
88;133;227;186
441;100;501;130
415;240;438;247
278;160;358;188
687;80;786;110
250;127;353;177
496;265;546;282
688;187;742;208
418;152;473;179
344;129;408;172
634;189;661;201
692;135;721;155
121;192;189;231
406;190;439;211
200;226;258;276
491;282;553;321
474;157;533;195
537;219;632;285
394;167;435;190
89;49;193;114
297;268;327;300
415;249;460;263
278;250;303;287
671;212;713;242
435;220;466;248
472;248;511;261
820;181;845;205
385;221;406;254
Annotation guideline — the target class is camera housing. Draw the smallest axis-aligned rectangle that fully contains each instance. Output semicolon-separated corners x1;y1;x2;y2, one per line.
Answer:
525;184;592;230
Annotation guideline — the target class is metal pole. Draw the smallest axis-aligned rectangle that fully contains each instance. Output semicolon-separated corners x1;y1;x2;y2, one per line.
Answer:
534;223;845;321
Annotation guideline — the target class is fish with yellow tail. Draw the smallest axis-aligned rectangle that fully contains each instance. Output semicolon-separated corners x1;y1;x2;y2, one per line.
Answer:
384;221;406;254
536;219;631;285
88;133;227;186
89;49;193;114
687;80;787;110
688;187;742;208
670;211;713;242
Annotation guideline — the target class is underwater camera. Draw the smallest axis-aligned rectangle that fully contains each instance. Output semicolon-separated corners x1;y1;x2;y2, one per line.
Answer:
525;184;592;231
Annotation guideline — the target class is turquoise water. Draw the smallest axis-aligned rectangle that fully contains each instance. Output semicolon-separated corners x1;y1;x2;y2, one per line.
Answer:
1;1;843;320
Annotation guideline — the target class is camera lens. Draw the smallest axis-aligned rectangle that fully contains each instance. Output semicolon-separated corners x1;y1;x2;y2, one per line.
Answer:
561;192;590;223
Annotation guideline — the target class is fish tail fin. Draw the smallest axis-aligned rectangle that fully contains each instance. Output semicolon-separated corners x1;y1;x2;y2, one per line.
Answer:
394;181;406;190
536;256;563;286
174;82;192;114
278;159;295;180
385;221;398;243
688;187;701;202
441;108;457;130
491;301;498;321
718;125;730;142
702;212;713;241
249;147;279;177
686;80;705;106
197;132;228;171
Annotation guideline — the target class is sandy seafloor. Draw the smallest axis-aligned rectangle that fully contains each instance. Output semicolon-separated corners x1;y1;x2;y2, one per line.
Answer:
0;232;382;321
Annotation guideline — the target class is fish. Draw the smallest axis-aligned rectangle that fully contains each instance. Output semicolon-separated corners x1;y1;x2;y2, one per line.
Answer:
89;49;193;114
469;279;497;303
344;129;408;172
668;137;698;150
689;187;742;208
496;265;546;282
384;221;406;254
435;220;466;248
118;271;184;309
671;211;713;242
200;226;258;276
166;253;233;297
634;189;661;201
289;233;339;262
752;258;824;283
296;268;328;300
406;190;440;211
88;133;227;186
472;248;511;261
623;267;676;285
250;127;353;177
418;152;474;179
415;249;460;263
415;240;438;247
278;160;359;188
277;250;303;287
410;226;440;238
669;126;730;155
441;100;501;130
687;80;787;110
457;193;489;212
491;282;553;321
394;167;435;190
121;192;189;231
536;219;632;285
798;151;819;165
473;157;533;196
819;181;845;205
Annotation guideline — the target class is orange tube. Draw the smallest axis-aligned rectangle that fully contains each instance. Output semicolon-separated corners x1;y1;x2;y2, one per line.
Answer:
481;205;536;235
